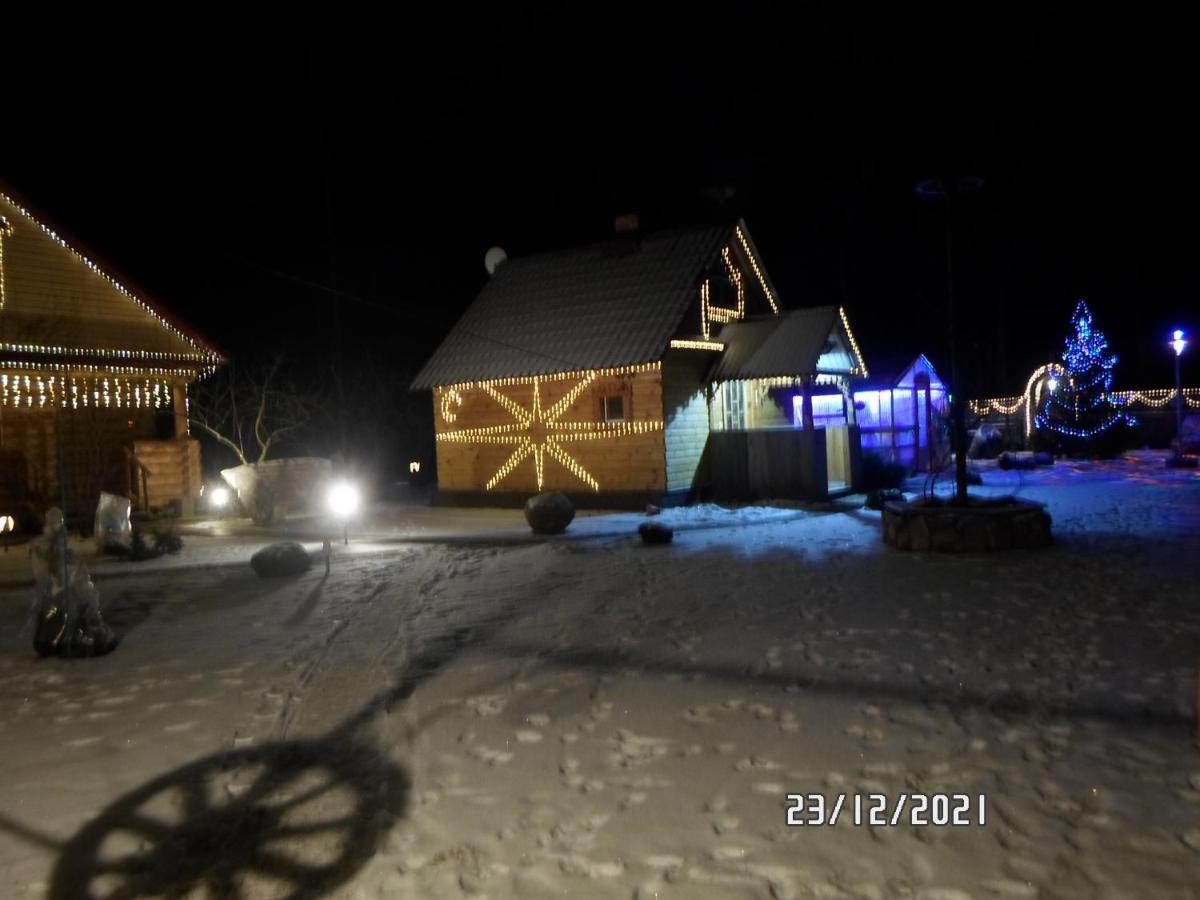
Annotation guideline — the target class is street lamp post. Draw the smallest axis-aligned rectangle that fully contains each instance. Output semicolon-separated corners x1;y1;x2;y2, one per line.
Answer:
1171;329;1188;463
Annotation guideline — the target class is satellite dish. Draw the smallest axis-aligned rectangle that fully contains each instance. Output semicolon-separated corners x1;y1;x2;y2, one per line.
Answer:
484;247;508;275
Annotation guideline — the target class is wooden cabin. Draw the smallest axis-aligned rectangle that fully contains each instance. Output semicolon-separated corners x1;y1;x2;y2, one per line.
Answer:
0;189;222;527
411;220;870;506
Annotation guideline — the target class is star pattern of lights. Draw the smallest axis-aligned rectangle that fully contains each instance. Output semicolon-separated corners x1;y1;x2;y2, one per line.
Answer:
436;372;664;491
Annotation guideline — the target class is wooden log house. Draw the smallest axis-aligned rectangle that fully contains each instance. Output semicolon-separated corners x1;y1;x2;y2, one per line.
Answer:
411;219;870;506
0;189;222;526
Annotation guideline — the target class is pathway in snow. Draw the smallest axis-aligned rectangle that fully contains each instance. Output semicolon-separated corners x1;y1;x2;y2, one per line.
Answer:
0;456;1198;898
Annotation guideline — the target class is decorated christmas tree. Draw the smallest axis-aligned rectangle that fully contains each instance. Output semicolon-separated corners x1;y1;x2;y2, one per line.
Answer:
1035;299;1134;449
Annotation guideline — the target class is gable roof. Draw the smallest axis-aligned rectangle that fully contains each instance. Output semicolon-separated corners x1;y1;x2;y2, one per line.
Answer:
411;222;741;389
709;306;867;381
1;189;222;373
861;353;943;390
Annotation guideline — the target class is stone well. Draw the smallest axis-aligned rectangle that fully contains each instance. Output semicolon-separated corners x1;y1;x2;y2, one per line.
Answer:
882;497;1052;552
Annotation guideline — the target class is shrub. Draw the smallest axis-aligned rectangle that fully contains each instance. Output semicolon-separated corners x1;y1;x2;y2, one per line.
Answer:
861;452;907;491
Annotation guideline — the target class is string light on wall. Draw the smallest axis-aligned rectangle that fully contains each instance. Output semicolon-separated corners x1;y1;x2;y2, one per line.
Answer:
0;192;223;367
435;371;664;491
0;215;11;310
439;387;462;423
0;372;176;410
440;362;660;394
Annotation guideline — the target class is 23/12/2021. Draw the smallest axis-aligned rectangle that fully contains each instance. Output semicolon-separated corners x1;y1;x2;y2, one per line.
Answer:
785;793;986;827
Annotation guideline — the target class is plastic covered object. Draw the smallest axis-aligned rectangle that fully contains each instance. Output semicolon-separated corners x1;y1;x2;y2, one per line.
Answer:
20;508;117;658
94;491;133;552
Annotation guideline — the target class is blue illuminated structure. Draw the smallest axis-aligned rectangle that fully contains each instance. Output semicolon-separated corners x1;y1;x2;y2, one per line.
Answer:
1035;299;1134;443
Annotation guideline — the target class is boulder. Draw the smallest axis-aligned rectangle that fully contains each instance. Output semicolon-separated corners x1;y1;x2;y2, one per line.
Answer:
864;487;905;511
524;492;575;535
250;541;312;577
997;451;1037;471
968;423;1004;459
638;522;674;545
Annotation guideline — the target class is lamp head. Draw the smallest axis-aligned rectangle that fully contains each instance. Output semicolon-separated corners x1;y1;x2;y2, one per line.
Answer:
1171;329;1187;356
328;481;360;519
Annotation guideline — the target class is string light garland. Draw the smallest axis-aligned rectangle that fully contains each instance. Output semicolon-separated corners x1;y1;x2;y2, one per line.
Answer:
669;339;725;351
836;307;868;378
435;371;664;491
0;192;223;368
734;225;780;314
972;386;1200;425
0;372;175;409
0;342;212;363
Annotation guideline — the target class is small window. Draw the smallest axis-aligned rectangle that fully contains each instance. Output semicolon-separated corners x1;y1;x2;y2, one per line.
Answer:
602;395;625;423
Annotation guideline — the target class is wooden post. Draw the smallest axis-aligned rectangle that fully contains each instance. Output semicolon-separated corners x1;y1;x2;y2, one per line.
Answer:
801;377;815;431
172;383;189;438
888;389;898;465
844;378;857;425
911;387;920;471
924;380;935;473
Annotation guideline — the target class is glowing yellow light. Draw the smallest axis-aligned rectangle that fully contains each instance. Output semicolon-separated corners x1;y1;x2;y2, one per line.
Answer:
0;216;11;310
838;307;868;379
440;387;462;422
735;225;780;314
435;370;665;491
669;339;725;351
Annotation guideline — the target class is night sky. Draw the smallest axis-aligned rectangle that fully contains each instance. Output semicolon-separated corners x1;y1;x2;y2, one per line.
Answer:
4;6;1196;412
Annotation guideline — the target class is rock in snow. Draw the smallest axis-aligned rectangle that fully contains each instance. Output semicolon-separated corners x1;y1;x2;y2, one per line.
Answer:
250;541;312;577
638;522;674;544
524;491;575;534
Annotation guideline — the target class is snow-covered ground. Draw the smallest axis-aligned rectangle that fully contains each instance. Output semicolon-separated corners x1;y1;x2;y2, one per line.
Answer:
1;452;1198;899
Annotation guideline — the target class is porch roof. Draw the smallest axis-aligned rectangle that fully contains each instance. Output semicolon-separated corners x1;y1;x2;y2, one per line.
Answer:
709;306;864;381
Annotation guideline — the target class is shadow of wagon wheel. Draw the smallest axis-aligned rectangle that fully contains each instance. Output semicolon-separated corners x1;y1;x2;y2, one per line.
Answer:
49;737;409;900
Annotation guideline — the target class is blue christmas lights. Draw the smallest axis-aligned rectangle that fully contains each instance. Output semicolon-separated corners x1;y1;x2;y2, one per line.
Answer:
1035;299;1135;440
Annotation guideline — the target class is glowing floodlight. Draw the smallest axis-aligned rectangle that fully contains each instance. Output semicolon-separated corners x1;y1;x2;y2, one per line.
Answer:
209;486;230;509
1171;329;1187;357
409;460;421;474
1046;377;1058;393
327;481;361;546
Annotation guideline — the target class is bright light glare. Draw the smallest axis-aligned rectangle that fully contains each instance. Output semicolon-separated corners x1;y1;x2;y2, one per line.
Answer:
1171;329;1187;356
1;515;13;533
409;460;421;473
210;487;230;508
328;481;360;518
1046;377;1058;392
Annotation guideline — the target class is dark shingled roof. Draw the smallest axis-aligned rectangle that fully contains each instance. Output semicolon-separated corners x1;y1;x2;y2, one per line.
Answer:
709;307;844;381
410;223;735;389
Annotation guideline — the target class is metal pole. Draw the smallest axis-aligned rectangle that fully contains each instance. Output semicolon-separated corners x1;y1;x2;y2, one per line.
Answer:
1176;351;1184;460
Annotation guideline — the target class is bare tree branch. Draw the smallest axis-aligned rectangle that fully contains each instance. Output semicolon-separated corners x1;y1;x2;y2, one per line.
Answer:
188;357;311;466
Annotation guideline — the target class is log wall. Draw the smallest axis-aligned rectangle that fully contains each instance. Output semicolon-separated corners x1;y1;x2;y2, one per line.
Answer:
434;370;666;495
